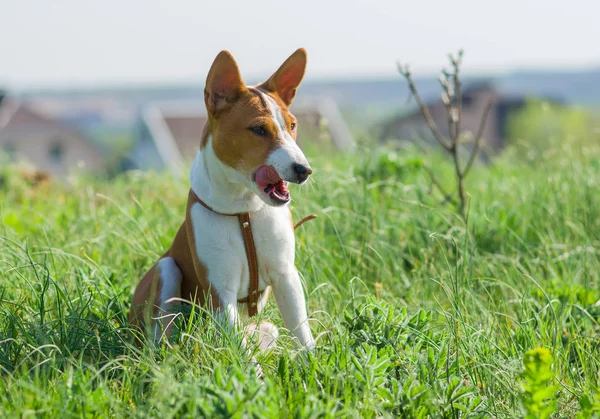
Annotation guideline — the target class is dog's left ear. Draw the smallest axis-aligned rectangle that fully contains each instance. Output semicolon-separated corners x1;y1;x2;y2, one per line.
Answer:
259;48;307;106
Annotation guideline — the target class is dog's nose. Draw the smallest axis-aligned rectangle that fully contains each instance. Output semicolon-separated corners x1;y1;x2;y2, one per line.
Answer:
293;163;312;183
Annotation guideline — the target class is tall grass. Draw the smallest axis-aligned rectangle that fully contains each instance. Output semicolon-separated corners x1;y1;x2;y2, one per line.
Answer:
0;135;599;417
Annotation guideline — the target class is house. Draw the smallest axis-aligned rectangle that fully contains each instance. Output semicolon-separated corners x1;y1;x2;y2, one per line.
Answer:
0;95;104;177
378;83;553;155
125;98;354;173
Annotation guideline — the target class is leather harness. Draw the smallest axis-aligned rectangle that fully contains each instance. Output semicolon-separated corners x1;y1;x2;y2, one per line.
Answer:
189;190;316;318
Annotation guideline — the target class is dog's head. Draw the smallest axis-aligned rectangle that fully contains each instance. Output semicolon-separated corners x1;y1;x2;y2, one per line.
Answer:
202;48;311;207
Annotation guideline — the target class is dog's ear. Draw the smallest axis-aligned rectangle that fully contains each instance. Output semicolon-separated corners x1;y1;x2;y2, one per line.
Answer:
205;50;247;116
259;48;307;106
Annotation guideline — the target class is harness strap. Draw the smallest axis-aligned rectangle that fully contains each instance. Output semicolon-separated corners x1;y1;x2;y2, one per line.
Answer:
237;213;260;316
190;191;262;316
294;214;317;230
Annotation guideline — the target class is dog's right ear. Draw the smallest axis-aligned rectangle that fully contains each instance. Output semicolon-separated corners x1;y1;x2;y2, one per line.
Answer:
204;50;247;116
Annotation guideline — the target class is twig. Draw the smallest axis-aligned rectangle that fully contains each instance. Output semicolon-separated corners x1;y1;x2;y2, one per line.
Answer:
452;138;467;217
461;98;493;178
398;63;452;152
451;51;463;146
446;51;468;217
440;189;457;206
439;71;456;150
422;165;457;206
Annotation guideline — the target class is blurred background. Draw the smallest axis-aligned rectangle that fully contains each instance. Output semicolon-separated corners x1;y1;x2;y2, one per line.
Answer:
1;0;598;178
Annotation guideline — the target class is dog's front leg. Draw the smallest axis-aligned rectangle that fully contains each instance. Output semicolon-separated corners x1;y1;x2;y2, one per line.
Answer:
215;290;256;353
214;290;245;342
216;290;265;376
271;269;316;350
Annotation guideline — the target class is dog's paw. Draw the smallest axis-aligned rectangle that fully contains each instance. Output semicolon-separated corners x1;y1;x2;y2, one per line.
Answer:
304;338;316;352
245;321;279;351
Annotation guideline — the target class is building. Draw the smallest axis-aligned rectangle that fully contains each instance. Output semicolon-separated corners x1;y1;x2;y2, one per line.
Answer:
378;83;553;155
125;99;354;173
0;95;104;177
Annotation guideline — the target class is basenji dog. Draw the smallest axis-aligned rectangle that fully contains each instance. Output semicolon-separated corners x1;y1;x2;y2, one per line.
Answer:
128;48;316;354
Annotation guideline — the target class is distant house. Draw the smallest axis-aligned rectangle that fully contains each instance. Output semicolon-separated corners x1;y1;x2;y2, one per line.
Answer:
125;99;354;173
0;96;104;177
379;83;556;154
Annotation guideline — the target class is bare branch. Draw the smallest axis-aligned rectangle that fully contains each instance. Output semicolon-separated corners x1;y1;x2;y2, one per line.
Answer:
439;69;456;147
440;190;457;206
452;56;462;146
461;98;494;177
397;62;452;152
422;165;457;206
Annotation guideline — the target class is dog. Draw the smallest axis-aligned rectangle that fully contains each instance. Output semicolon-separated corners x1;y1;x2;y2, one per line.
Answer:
128;48;316;354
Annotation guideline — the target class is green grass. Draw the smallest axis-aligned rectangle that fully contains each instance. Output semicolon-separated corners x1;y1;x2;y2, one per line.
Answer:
0;135;599;418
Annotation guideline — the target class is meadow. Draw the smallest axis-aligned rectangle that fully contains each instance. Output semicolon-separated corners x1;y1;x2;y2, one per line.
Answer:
0;128;599;417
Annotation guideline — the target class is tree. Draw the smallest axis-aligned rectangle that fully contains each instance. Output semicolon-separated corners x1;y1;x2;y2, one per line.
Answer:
397;51;493;219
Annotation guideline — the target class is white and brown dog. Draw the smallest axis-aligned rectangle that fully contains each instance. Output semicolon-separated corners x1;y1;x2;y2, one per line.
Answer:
128;48;316;352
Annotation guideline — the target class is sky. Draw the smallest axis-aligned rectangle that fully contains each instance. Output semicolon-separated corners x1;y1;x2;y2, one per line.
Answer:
1;0;599;89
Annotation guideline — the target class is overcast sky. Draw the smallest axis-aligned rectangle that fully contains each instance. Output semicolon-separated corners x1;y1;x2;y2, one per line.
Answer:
1;0;598;89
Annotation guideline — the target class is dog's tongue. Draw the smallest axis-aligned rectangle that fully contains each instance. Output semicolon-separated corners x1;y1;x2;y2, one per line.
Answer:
255;165;282;188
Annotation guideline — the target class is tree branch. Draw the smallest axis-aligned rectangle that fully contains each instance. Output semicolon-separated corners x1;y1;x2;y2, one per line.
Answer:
398;63;452;152
422;165;457;206
461;98;493;178
451;51;463;146
439;72;456;150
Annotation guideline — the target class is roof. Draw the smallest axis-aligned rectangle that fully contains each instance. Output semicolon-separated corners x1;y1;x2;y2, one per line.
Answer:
0;98;21;130
137;100;206;172
388;83;498;122
0;96;98;142
0;96;104;167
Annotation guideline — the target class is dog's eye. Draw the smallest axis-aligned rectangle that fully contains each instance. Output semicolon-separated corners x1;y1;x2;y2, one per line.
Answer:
290;122;297;131
249;125;268;137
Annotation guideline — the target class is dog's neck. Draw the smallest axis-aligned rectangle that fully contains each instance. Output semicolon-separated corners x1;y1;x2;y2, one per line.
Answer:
190;135;266;214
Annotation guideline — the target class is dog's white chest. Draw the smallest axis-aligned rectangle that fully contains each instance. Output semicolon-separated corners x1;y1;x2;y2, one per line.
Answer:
190;203;295;300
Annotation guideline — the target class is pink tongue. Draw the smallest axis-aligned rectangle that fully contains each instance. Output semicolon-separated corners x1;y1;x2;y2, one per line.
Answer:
255;165;282;188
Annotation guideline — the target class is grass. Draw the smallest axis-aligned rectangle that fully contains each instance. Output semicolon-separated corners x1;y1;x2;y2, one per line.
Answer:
0;134;599;418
